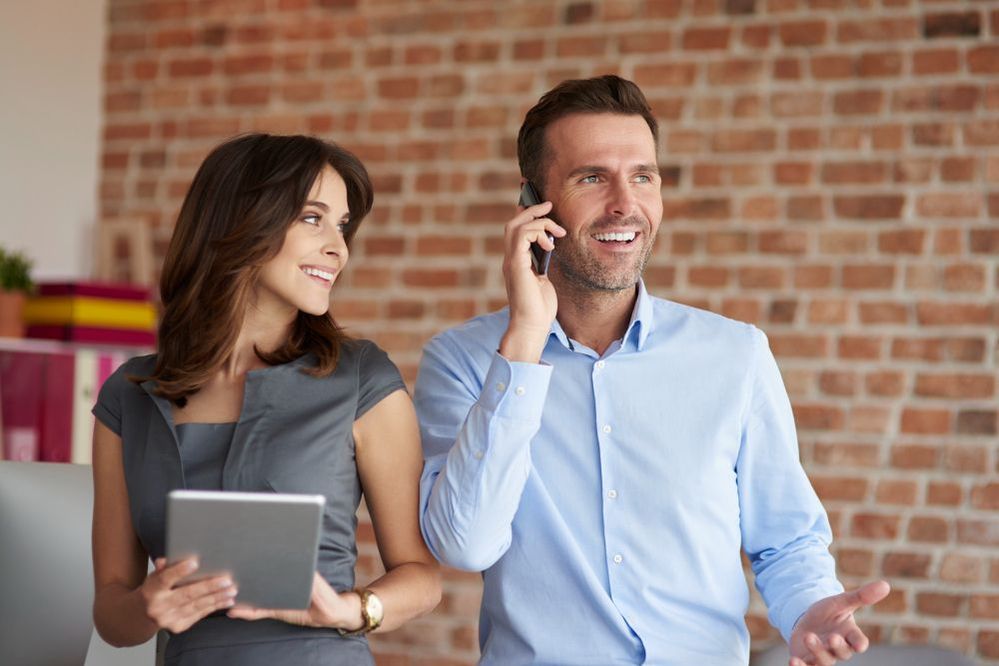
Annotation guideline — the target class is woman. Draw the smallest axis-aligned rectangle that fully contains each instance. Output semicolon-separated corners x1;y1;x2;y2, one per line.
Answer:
91;133;441;665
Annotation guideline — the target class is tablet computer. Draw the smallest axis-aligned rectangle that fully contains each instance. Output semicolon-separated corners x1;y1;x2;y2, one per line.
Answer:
166;490;325;610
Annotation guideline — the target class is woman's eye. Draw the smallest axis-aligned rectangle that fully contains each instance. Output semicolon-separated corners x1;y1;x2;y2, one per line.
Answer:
302;214;321;226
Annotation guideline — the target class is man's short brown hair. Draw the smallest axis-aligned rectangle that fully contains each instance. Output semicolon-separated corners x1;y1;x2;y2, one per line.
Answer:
517;75;659;197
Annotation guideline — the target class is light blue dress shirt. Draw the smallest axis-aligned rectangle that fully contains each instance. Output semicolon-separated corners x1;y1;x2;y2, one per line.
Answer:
415;282;843;665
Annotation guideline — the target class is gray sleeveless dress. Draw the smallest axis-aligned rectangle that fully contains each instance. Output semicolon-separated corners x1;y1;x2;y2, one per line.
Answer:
93;340;406;665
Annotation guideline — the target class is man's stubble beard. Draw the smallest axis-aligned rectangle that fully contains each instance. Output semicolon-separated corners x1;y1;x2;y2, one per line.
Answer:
550;217;656;293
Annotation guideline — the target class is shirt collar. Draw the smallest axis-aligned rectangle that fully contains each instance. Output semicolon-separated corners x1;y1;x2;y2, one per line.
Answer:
547;279;655;353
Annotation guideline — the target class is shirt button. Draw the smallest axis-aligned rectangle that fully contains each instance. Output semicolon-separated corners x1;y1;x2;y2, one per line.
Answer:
607;489;618;499
602;424;612;434
496;382;505;392
515;386;526;396
595;360;605;370
613;554;623;564
473;450;484;460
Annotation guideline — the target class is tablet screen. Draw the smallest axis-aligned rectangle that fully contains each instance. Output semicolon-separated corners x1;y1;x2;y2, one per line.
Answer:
166;490;325;609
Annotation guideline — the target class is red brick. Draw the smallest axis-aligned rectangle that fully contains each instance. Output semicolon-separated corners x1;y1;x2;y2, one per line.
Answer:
916;593;964;617
858;51;903;78
809;54;851;79
927;482;962;507
970;229;999;253
813;441;880;467
876;479;918;506
912;48;960;75
794;265;833;288
812;475;867;501
940;552;983;584
833;194;905;219
908;516;949;542
711;129;776;152
916;302;995;326
808;300;848;325
682;26;730;50
838;336;882;359
900;410;951;436
981;631;999;658
852;513;900;540
833;90;883;115
917;192;982;219
842;265;895;289
865;371;905;397
821;161;888;184
965;120;999;146
858;301;908;325
821;231;869;255
916;373;995;399
958;410;998;435
793;404;844;430
836;548;875;576
839;17;918;42
923;11;982;39
878;229;926;255
971;595;999;620
779;20;827;46
957;519;999;546
882;552;931;578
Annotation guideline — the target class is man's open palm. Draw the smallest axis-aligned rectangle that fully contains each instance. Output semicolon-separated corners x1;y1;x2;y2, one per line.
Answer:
788;580;890;666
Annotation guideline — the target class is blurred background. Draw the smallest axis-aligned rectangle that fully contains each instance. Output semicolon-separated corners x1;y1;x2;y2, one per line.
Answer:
1;0;997;663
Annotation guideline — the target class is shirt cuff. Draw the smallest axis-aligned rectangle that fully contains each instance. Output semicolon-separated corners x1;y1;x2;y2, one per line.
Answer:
780;581;846;642
476;352;552;421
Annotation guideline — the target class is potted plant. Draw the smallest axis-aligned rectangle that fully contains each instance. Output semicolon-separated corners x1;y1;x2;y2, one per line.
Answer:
0;247;34;338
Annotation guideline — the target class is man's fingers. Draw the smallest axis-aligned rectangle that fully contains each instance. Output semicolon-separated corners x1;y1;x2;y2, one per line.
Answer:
805;634;836;666
844;627;869;653
827;633;853;660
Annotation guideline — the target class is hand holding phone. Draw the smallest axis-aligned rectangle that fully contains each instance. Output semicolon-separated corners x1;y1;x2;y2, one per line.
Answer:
519;182;554;275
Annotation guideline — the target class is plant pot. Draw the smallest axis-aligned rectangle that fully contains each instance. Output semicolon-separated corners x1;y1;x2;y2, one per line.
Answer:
0;289;26;338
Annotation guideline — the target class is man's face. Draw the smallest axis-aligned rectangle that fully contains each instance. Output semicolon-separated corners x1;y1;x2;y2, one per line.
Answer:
541;113;663;293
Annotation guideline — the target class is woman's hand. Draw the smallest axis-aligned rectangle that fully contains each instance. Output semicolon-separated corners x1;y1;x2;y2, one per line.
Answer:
139;557;238;634
226;572;363;631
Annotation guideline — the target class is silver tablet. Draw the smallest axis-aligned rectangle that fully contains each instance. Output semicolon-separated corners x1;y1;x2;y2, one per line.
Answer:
166;490;325;610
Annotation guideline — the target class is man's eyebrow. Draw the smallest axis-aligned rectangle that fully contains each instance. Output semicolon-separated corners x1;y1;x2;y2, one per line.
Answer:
566;165;609;178
566;164;660;179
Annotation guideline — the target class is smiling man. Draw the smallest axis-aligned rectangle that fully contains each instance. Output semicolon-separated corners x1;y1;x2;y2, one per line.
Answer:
414;75;888;666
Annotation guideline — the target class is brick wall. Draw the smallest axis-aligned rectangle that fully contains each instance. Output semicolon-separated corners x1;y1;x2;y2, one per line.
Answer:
100;0;998;662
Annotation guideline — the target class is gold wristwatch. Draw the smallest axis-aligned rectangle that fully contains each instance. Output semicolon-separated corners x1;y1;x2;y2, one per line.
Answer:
338;588;383;636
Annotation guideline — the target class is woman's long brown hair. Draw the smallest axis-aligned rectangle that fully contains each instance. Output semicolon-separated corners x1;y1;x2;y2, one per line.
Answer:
144;133;374;406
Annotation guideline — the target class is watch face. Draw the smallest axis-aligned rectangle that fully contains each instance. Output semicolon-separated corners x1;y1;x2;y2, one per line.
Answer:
366;592;384;625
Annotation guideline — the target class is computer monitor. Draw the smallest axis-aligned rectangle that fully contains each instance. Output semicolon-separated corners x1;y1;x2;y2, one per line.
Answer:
0;461;95;666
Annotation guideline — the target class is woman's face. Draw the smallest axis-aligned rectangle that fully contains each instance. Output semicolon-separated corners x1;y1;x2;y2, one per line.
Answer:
254;165;350;319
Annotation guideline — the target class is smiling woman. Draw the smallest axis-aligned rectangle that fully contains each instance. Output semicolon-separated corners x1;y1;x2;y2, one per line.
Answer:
89;133;441;666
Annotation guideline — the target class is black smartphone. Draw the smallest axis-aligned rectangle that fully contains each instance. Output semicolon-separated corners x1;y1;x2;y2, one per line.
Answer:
518;181;554;275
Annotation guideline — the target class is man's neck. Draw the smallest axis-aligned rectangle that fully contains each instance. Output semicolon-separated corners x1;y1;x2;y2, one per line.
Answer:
554;281;638;357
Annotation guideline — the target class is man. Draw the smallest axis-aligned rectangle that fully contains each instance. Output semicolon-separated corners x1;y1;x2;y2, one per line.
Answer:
414;75;889;666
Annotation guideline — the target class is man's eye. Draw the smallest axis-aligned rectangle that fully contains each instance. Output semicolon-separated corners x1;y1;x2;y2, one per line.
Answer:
635;174;652;183
580;175;599;184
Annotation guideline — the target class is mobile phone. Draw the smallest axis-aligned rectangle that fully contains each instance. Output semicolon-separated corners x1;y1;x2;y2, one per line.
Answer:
518;181;554;275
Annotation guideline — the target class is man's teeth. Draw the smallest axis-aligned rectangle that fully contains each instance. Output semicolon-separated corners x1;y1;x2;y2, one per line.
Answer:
303;267;334;281
593;232;637;242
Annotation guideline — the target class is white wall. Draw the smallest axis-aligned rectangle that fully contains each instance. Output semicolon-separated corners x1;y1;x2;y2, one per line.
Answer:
0;0;106;281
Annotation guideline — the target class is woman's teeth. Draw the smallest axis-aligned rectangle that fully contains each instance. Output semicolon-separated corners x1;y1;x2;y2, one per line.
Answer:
303;267;334;281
